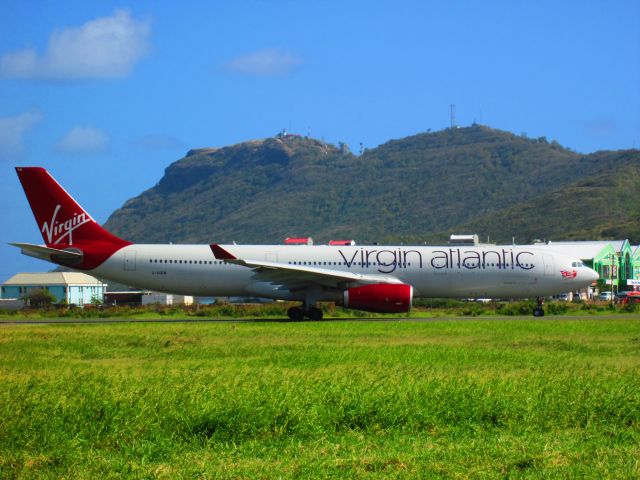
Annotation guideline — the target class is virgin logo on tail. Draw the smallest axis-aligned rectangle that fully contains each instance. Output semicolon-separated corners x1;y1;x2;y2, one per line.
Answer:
41;204;91;245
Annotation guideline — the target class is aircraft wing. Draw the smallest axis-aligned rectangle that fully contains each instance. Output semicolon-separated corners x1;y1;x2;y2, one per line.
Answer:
210;244;402;289
10;242;83;262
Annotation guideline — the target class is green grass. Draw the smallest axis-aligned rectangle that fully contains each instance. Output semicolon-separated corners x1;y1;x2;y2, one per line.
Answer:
1;318;639;478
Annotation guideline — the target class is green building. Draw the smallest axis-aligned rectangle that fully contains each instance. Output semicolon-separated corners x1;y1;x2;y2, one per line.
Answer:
536;240;637;295
630;245;640;289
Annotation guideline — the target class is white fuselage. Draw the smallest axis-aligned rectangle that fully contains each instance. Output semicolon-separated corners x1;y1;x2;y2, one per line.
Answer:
91;244;597;300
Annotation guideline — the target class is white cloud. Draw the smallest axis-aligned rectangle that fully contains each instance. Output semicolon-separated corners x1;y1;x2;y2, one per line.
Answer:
224;48;302;76
0;10;151;80
55;126;109;154
0;111;43;161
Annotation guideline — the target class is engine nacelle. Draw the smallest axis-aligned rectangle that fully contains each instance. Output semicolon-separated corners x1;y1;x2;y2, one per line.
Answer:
343;283;413;313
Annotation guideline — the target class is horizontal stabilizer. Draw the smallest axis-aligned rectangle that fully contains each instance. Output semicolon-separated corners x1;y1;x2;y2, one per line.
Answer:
9;242;83;262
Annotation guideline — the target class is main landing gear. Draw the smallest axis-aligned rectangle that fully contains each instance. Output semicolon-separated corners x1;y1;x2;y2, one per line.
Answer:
533;297;545;317
287;306;324;321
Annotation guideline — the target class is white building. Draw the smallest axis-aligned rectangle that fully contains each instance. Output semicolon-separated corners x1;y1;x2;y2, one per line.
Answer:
1;272;107;306
142;292;194;305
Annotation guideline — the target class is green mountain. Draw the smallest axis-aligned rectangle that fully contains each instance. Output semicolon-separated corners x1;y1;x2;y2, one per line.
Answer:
456;149;640;243
103;126;640;245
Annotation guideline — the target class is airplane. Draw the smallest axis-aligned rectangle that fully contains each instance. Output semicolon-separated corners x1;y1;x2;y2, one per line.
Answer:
11;167;600;320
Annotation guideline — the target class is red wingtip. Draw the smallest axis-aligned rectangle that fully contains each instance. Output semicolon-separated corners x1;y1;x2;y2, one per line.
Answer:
210;244;237;260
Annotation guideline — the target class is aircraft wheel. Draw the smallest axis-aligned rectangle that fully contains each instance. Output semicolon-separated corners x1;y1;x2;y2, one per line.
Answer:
307;307;324;321
287;306;305;321
533;308;545;317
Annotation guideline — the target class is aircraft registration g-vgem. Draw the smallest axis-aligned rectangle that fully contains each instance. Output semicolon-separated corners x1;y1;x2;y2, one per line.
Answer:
12;167;599;320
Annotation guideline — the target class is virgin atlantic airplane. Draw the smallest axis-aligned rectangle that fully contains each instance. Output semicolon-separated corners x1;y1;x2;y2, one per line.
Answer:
12;167;599;320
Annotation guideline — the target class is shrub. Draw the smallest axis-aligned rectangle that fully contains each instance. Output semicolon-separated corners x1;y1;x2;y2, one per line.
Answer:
497;301;535;316
621;302;638;313
461;305;486;316
546;302;569;315
22;289;56;308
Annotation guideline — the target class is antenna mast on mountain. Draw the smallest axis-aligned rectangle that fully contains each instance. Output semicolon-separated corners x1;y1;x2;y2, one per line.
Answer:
450;104;456;128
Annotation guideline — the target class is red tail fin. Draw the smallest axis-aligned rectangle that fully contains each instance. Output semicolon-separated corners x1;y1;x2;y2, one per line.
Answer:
15;167;130;269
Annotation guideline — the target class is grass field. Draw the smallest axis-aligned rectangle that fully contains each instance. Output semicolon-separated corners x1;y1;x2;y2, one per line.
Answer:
1;317;639;478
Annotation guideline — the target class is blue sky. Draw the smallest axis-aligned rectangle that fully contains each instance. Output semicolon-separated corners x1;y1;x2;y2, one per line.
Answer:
1;1;639;282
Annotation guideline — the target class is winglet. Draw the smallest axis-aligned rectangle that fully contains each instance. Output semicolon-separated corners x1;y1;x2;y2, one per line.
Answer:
210;244;237;260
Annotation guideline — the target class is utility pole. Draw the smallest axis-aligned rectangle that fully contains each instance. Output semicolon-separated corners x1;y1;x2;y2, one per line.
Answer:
450;104;456;128
611;254;615;306
607;253;615;306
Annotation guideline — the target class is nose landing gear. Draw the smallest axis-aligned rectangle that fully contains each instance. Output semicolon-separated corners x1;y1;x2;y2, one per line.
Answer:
533;297;545;317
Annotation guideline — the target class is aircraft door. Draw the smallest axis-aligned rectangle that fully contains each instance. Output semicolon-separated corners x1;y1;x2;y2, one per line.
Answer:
124;250;137;271
543;255;554;276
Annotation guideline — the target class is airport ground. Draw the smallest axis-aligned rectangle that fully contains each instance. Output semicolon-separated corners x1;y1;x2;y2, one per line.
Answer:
1;316;638;478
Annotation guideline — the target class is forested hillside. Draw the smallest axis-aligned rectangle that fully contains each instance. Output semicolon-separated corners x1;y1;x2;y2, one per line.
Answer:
456;150;640;243
104;126;640;245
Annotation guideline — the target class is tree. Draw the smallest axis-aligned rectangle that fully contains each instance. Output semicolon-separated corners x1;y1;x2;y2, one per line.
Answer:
23;289;56;308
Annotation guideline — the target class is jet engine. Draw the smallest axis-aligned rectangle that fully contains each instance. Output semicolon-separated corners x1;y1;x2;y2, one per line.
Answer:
343;283;413;313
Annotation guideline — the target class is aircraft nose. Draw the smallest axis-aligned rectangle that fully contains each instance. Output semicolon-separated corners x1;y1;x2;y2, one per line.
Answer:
587;267;600;282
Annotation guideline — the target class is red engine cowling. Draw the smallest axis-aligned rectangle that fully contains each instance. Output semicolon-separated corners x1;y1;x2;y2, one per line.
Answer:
343;283;413;313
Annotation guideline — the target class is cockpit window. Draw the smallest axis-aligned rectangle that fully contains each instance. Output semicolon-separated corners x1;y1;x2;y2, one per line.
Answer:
571;261;584;267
